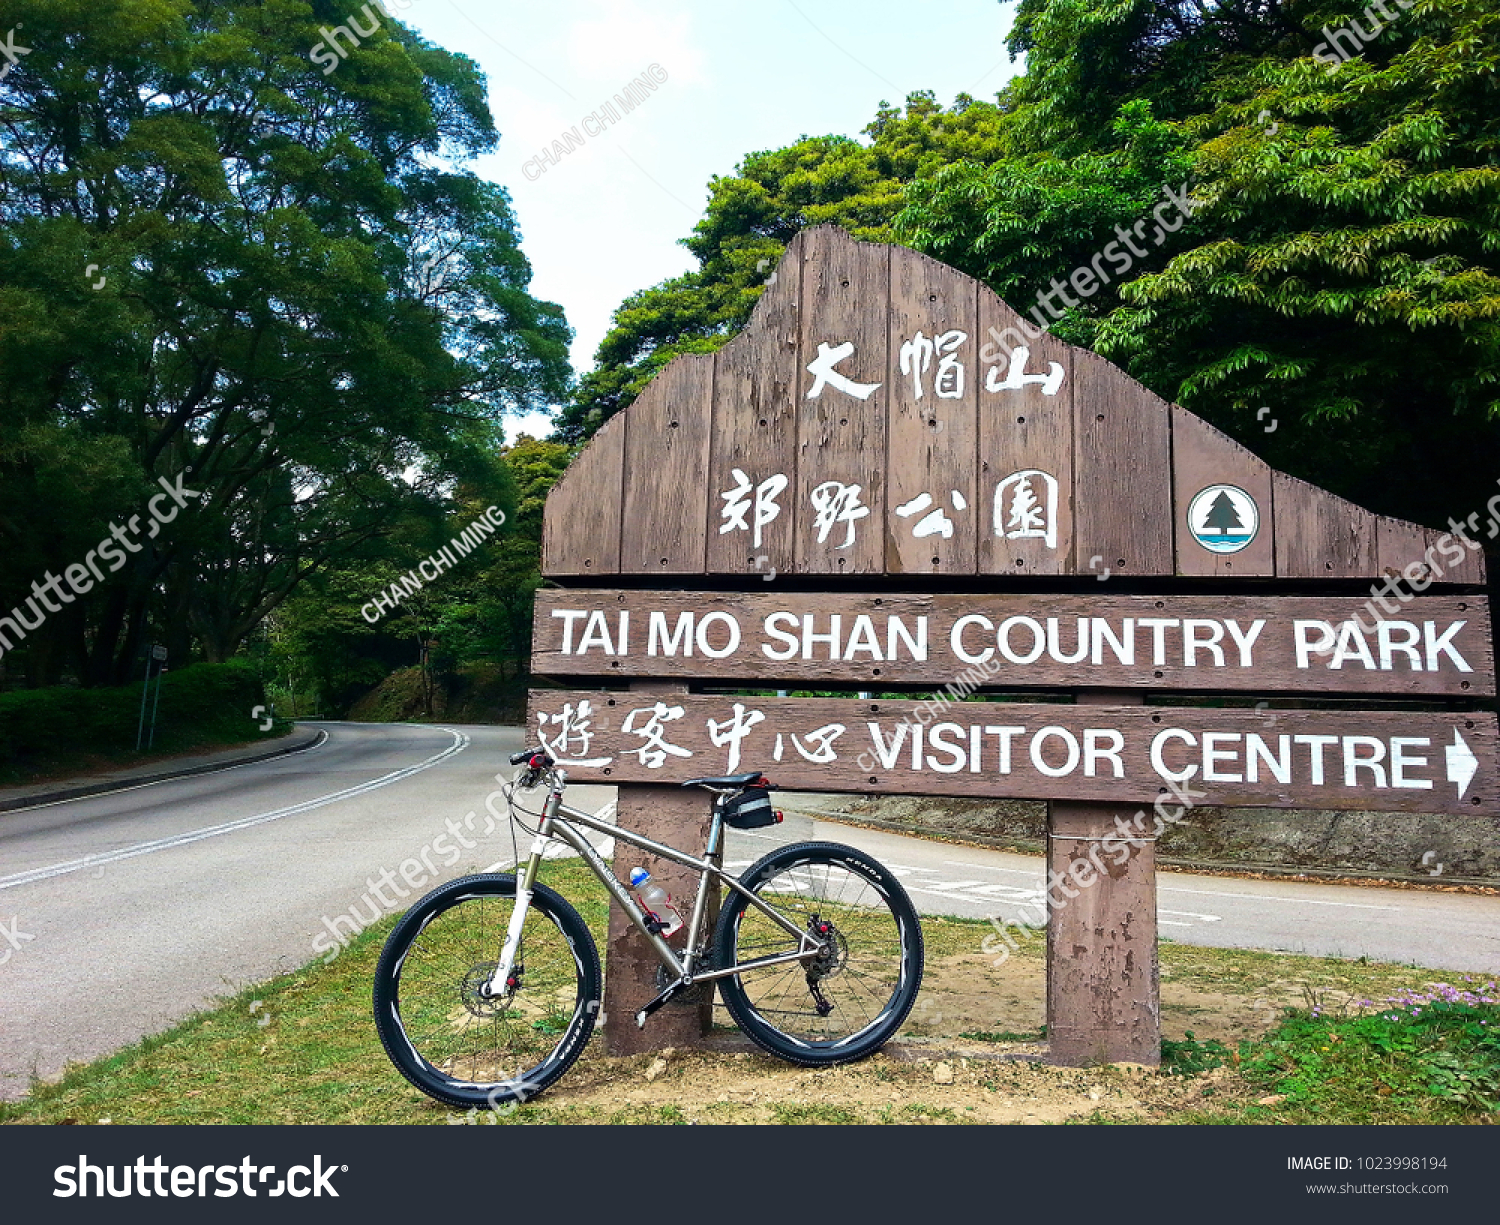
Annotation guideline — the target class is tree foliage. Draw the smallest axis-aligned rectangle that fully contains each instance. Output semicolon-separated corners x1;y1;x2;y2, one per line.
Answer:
0;0;571;686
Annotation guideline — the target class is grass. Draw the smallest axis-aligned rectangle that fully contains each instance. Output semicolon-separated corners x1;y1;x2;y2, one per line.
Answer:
960;1029;1047;1044
3;864;1496;1125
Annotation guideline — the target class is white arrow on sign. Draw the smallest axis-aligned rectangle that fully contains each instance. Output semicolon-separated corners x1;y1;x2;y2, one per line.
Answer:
1446;730;1479;799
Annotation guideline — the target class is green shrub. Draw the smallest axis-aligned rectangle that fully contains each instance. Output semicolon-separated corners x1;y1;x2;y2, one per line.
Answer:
1244;980;1500;1118
0;661;266;770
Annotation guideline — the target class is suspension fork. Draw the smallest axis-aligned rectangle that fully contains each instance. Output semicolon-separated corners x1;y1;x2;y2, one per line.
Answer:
483;770;566;998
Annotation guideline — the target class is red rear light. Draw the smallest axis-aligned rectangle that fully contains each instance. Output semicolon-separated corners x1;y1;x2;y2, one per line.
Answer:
774;810;783;823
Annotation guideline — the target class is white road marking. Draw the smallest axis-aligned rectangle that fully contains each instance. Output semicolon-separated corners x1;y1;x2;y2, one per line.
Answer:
944;859;1401;912
734;837;1226;924
1156;885;1399;912
0;729;470;892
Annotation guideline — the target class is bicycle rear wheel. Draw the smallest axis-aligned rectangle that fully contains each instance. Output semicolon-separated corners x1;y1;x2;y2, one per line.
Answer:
373;874;600;1110
712;842;923;1065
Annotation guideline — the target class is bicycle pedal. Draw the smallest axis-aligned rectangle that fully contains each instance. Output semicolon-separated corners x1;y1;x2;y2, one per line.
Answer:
635;977;688;1028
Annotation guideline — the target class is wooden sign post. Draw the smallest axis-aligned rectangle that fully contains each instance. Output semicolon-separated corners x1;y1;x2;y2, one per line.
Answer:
530;226;1495;1065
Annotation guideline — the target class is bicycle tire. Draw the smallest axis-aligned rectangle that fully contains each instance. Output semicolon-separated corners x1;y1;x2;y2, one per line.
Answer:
712;841;923;1066
373;874;600;1110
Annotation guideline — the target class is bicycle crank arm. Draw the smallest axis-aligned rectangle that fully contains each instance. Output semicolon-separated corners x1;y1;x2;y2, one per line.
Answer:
634;977;692;1028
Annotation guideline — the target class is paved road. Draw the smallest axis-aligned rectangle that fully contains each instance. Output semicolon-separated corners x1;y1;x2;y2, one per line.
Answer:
1;721;1495;1100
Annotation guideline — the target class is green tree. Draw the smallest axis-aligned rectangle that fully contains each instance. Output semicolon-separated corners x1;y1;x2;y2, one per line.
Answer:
0;0;571;686
1203;490;1244;536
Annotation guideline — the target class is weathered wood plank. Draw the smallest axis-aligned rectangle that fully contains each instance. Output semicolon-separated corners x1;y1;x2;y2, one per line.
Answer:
795;226;888;575
526;691;1500;816
1171;407;1274;578
1273;471;1376;578
1436;521;1490;585
619;354;714;574
530;589;1494;697
977;289;1074;577
541;413;624;577
1047;691;1158;1068
706;234;804;578
1374;513;1489;589
602;681;714;1054
1072;351;1172;577
885;247;979;575
1375;514;1431;589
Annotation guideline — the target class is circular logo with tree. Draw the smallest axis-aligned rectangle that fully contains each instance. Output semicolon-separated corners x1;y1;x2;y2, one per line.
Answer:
1187;484;1259;554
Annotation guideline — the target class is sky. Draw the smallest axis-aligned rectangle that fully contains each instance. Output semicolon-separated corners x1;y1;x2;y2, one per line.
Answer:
376;0;1026;439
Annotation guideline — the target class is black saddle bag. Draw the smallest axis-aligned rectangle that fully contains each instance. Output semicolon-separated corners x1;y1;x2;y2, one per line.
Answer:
720;787;778;829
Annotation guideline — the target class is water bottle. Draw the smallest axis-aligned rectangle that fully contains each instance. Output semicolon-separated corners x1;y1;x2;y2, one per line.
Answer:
628;867;683;936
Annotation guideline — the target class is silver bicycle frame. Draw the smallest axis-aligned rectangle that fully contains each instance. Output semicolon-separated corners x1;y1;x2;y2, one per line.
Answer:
485;768;820;998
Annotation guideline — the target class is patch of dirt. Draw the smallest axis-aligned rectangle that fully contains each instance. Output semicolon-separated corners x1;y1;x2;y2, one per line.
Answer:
517;1039;1257;1125
901;951;1306;1048
493;950;1294;1125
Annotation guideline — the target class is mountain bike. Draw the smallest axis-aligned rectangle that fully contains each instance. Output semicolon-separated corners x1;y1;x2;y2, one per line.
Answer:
373;747;925;1109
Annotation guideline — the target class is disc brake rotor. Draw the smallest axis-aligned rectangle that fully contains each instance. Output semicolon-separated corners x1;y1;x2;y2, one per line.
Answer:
460;962;517;1018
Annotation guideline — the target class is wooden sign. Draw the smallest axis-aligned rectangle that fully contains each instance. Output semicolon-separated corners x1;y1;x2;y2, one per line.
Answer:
527;690;1500;816
532;590;1493;697
533;224;1499;1067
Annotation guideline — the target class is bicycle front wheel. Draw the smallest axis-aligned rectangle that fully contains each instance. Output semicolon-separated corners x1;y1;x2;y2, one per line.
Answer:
373;874;600;1110
712;842;923;1066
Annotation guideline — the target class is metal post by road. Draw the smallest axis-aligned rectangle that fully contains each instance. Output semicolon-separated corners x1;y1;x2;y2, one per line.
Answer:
146;647;168;749
134;650;155;751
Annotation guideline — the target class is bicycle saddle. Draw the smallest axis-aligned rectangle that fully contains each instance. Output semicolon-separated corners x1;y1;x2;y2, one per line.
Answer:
680;771;763;789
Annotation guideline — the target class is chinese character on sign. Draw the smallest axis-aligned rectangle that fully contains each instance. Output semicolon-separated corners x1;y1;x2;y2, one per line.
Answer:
537;701;613;768
899;330;968;400
895;490;968;540
621;702;693;769
809;482;871;550
806;341;882;401
994;470;1060;549
790;723;846;764
719;468;788;548
707;703;766;773
985;346;1065;397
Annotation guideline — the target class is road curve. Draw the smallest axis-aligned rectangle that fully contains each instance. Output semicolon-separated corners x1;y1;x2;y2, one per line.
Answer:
0;721;587;1101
